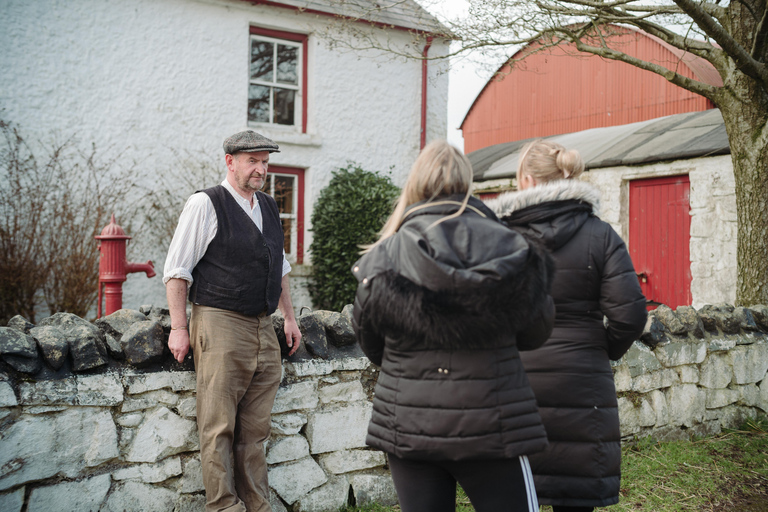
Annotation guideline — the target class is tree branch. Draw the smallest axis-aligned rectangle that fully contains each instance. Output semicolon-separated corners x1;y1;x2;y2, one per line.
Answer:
672;0;768;83
570;36;720;99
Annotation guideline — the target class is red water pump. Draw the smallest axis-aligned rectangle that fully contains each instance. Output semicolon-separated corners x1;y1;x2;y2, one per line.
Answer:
95;214;156;317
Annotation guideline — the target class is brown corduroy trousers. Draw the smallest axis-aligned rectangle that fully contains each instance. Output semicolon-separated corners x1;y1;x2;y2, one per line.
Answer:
190;305;282;512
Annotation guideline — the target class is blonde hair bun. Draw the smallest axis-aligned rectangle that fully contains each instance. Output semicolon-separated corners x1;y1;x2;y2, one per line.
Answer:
518;140;585;183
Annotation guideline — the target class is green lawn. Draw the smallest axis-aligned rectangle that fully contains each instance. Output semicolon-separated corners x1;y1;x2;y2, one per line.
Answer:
342;417;768;512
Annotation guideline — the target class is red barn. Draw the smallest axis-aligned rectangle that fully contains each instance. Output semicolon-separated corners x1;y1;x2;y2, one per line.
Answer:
461;26;723;153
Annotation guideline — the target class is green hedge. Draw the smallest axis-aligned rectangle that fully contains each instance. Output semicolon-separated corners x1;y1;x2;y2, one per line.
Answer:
309;164;400;312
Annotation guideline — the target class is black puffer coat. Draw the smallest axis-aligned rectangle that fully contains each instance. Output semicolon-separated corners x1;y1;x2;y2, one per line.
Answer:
352;195;555;461
488;180;647;507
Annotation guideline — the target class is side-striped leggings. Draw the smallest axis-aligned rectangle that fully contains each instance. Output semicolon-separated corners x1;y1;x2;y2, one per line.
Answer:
387;454;538;512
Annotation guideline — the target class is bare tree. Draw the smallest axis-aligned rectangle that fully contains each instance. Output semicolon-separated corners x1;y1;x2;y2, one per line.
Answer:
0;121;136;322
318;0;768;305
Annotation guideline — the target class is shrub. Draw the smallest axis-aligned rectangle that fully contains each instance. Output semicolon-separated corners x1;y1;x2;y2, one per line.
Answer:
309;164;399;311
0;121;135;322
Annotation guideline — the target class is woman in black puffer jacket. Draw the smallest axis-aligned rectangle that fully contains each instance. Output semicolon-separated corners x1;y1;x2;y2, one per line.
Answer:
351;140;556;512
487;140;647;512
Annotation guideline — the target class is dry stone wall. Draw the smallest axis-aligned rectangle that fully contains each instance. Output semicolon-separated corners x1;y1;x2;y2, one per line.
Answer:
1;303;767;512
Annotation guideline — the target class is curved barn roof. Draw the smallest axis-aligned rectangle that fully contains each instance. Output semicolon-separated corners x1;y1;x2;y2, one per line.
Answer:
460;25;723;151
469;109;728;181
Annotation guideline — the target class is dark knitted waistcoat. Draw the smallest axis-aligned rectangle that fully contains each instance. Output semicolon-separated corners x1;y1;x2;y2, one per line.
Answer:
189;186;284;316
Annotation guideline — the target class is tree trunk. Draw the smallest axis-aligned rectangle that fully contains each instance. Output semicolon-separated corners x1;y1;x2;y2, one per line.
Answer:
718;91;768;306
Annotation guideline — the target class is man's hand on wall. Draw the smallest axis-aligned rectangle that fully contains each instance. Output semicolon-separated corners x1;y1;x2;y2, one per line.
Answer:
284;318;302;356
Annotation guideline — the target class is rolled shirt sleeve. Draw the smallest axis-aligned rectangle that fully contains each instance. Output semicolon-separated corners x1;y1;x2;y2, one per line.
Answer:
163;193;217;285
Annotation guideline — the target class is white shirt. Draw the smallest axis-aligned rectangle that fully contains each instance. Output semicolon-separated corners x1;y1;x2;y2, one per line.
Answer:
163;179;292;285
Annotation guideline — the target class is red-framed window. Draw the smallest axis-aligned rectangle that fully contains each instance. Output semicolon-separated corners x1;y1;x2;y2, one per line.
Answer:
249;27;308;133
265;166;305;264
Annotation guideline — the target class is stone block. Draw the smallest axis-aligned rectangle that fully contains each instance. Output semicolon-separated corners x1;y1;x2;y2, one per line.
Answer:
178;397;197;418
266;435;311;464
624;342;662;377
733;307;759;331
121;320;165;366
759;379;768;412
668;384;706;427
19;378;77;406
7;315;33;334
675;306;706;338
300;314;331;359
320;449;387;474
122;389;180;412
27;474;111;512
295;475;350;512
748;305;768;331
654;305;686;335
268;456;328;505
731;343;768;384
0;408;118;491
706;388;739;409
76;372;124;406
613;363;631;392
126;406;199;463
271;412;308;435
631;368;679;393
676;365;699;384
313;310;356;347
699;305;739;334
29;325;69;370
0;381;17;407
709;338;737;351
124;370;196;394
96;309;149;339
272;381;318;414
306;403;372;454
738;384;761;408
117;412;144;427
700;353;733;389
639;316;666;347
270;489;289;512
0;487;24;512
0;326;41;374
102;481;177;512
289;357;370;378
653;340;707;367
649;390;669;426
319;381;365;404
618;397;641;436
349;473;398;506
180;455;204;493
38;313;108;372
113;456;182;483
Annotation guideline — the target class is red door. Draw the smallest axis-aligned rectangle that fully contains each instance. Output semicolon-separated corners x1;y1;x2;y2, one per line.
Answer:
629;175;692;309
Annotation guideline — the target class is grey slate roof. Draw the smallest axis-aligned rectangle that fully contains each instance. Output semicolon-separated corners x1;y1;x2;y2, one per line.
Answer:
264;0;448;34
469;109;730;181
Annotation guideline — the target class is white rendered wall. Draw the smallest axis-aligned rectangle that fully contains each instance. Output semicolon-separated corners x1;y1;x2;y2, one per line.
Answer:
0;0;449;312
583;155;737;308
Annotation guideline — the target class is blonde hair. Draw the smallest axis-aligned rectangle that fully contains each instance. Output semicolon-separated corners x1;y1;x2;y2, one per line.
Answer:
517;139;585;184
363;140;473;253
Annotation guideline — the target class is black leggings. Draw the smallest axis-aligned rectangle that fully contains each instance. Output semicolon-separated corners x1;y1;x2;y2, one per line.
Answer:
553;507;595;512
387;454;538;512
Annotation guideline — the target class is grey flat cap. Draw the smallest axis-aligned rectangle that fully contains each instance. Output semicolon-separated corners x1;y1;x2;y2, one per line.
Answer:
223;130;280;154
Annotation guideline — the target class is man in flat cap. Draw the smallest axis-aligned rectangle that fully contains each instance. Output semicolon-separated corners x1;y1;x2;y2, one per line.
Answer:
164;130;301;512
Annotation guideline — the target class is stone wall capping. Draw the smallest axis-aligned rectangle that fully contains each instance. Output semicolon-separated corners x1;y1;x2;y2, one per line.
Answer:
1;303;766;509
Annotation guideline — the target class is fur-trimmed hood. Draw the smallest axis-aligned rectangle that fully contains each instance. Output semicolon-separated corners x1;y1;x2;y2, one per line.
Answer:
486;179;601;218
485;179;602;252
352;196;554;351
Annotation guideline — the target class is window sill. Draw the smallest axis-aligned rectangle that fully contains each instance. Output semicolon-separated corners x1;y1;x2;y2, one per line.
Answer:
245;125;322;148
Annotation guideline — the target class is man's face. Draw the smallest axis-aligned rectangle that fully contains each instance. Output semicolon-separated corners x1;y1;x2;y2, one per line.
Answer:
227;151;269;194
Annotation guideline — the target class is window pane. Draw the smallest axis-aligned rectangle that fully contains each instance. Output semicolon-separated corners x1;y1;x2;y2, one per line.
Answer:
276;44;298;85
274;88;295;125
250;40;274;82
273;176;295;213
281;219;292;254
248;85;270;123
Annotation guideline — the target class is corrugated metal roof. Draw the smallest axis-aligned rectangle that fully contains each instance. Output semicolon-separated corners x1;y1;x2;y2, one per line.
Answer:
245;0;448;34
470;109;729;180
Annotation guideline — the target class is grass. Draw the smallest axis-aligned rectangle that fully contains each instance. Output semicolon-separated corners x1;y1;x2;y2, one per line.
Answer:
341;417;768;512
